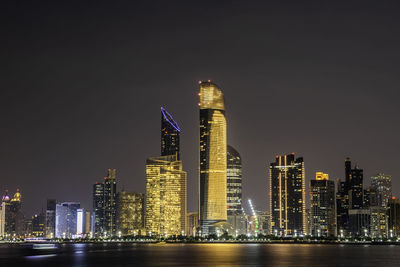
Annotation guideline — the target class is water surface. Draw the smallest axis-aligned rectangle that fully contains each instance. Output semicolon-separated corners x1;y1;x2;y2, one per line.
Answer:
0;243;399;266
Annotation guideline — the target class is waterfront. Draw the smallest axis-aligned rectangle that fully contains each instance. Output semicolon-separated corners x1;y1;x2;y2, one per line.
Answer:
1;243;400;266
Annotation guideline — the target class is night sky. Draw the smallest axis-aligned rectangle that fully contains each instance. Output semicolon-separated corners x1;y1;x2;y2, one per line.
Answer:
2;1;400;216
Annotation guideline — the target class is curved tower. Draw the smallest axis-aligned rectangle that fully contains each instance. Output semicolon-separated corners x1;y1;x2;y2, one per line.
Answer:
199;81;227;235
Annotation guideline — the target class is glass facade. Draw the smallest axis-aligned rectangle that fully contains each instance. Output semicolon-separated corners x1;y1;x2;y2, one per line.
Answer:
370;173;392;208
55;202;80;238
45;198;56;238
270;154;306;236
145;155;186;236
310;172;336;237
227;145;242;216
199;81;227;235
116;191;145;236
93;168;117;236
161;107;180;160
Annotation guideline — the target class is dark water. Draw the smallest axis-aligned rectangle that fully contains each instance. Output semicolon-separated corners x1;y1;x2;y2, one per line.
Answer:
1;243;400;266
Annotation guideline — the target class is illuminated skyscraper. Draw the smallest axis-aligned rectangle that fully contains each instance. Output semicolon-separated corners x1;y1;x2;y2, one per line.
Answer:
388;198;400;238
104;168;117;235
0;192;11;237
145;155;186;236
31;213;45;237
10;189;24;236
116;191;145;236
310;172;336;237
350;166;364;209
371;173;392;208
93;182;105;235
93;168;117;236
227;145;242;216
270;153;306;236
199;81;227;235
45;198;56;238
55;202;80;238
161;107;180;160
337;158;365;237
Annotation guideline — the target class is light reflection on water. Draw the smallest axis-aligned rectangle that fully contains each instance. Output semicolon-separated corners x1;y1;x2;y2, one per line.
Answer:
1;243;399;266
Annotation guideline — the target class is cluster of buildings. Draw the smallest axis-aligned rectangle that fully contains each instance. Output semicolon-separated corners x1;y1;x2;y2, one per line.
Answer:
1;81;399;240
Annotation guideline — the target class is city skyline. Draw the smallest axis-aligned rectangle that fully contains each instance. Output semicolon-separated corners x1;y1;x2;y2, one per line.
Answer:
2;1;400;217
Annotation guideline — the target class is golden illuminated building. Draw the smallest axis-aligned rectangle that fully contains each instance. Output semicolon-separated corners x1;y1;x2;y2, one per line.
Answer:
145;155;186;236
270;153;306;236
316;172;329;181
116;191;145;236
199;81;227;235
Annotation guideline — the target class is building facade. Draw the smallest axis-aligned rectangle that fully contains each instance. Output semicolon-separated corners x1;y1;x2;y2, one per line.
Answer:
371;173;392;208
161;107;180;159
337;158;365;237
9;190;24;237
227;145;242;216
145;155;186;236
310;172;336;237
55;202;80;238
199;81;227;235
270;153;306;236
45;199;56;238
93;168;117;236
388;198;400;238
31;213;45;237
186;212;199;237
116;191;145;236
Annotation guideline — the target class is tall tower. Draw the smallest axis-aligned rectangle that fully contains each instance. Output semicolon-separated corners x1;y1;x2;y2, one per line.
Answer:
93;169;117;236
227;145;242;216
270;153;306;236
45;199;57;238
199;81;227;235
161;107;181;160
145;155;187;236
310;172;336;237
104;168;117;235
10;189;23;236
370;173;392;208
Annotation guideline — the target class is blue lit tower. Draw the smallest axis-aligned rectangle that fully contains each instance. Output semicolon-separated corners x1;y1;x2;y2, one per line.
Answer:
161;107;181;160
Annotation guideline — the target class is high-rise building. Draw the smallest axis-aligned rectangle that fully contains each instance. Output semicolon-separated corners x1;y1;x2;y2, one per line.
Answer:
85;211;92;235
9;189;24;237
336;180;349;237
161;107;180;160
348;209;370;237
116;191;145;236
93;182;104;235
337;158;365;237
31;213;45;237
104;169;117;235
0;192;11;237
310;172;336;237
145;155;186;236
186;212;199;237
227;145;242;216
93;169;117;236
199;81;227;235
350;166;364;209
388;198;400;238
370;173;392;208
270;153;306;236
45;199;56;238
370;206;387;238
55;202;80;238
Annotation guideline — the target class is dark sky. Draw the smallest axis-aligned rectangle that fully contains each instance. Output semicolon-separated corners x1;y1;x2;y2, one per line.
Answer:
2;1;400;216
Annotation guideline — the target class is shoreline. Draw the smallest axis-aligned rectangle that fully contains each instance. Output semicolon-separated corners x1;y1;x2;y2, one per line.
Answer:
1;240;400;245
